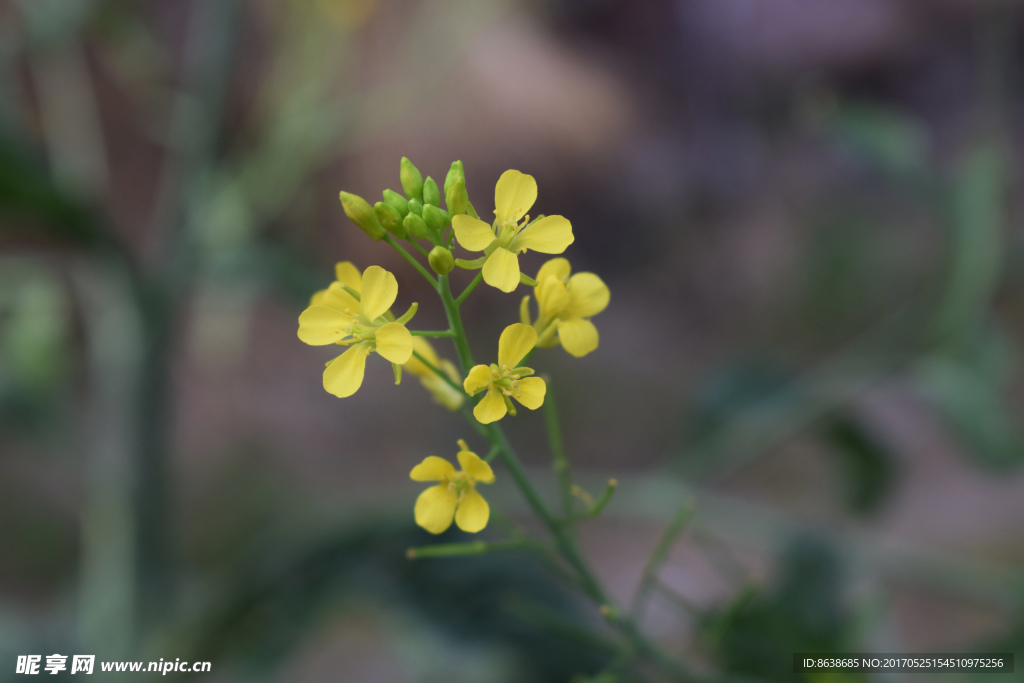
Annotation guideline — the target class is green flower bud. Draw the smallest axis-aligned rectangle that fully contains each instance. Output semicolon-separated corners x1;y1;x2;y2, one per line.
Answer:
422;176;441;206
339;191;386;240
444;160;464;195
403;212;430;239
428;246;455;275
382;189;409;217
406;198;423;216
400;157;423;202
374;201;406;238
445;177;468;216
422;203;449;232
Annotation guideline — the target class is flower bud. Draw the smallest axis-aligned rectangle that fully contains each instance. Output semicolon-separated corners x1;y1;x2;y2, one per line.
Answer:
407;198;423;216
339;191;386;240
428;246;455;275
444;160;464;194
403;212;430;239
400;157;423;202
382;189;409;217
422;203;449;232
445;177;468;216
422;176;441;206
374;201;406;238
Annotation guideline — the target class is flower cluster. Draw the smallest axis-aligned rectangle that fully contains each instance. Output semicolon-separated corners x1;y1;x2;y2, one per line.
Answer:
297;158;609;534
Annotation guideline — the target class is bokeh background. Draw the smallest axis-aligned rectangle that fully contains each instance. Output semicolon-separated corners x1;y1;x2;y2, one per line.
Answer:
1;0;1023;681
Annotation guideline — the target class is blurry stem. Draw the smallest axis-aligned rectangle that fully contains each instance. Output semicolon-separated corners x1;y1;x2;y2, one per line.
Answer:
653;580;702;619
138;0;244;625
406;540;528;558
409;349;464;397
543;380;574;521
384;234;438;290
409;240;430;256
631;499;696;624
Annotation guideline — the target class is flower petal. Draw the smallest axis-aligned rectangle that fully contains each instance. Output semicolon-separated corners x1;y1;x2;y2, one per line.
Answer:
473;388;507;424
334;261;362;291
322;344;370;397
457;450;495;484
514;376;546;410
536;275;570;318
536;257;571;283
317;282;361;314
452;215;497;252
360;266;398;322
463;365;493;395
410;455;456;482
557;318;599;357
481;247;520;293
498;322;537;368
567;272;610;318
519;295;532;325
414;484;457;534
374;322;413;363
455;488;490;533
298;305;351;345
511;215;573;254
494;169;537;222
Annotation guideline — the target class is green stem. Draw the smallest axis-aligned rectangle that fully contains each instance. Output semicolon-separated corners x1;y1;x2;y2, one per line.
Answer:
543;380;574;521
409;239;431;256
407;540;526;558
411;330;454;337
631;498;696;624
410;349;464;397
384;234;438;290
455;271;483;306
439;274;475;369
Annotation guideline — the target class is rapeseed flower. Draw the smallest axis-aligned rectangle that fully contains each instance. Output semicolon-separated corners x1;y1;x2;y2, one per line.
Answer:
520;258;609;357
463;323;546;423
451;170;574;293
411;440;494;533
298;263;415;397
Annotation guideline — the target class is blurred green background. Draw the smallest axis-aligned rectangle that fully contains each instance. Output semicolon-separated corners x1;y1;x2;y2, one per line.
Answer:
1;0;1023;681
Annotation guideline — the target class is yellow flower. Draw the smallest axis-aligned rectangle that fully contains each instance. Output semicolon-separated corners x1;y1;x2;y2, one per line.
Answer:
520;258;609;358
404;337;465;411
451;170;574;293
297;263;416;397
463;323;546;424
411;440;495;534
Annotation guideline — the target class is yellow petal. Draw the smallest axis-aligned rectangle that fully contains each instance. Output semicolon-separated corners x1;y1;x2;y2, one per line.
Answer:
414;484;457;534
557;318;599;357
566;272;610;318
452;215;497;252
463;365;493;395
498;322;537;368
514;376;546;410
410;455;456;482
374;322;413;363
481;247;520;293
494;169;537;222
454;488;490;533
510;215;573;254
519;295;532;325
536;257;571;283
322;344;370;397
457;450;495;484
423;374;465;411
334;261;362;291
360;265;398;322
310;288;328;306
317;282;361;314
298;305;351;345
536;275;570;318
473;388;507;424
404;337;438;376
